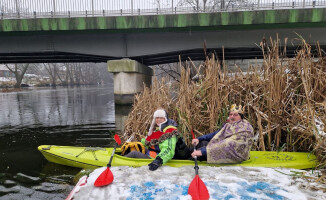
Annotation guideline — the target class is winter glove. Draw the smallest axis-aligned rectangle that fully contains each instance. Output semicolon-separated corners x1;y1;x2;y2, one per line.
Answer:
148;156;163;171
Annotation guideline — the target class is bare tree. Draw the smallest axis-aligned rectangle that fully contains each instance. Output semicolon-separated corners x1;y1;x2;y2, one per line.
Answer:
176;0;252;11
21;62;110;87
43;63;60;87
26;63;43;75
153;60;204;83
5;63;29;88
65;63;83;85
181;0;208;11
65;63;75;85
75;64;82;85
64;63;108;86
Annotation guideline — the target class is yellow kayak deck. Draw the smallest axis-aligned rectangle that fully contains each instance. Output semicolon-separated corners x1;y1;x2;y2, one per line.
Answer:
38;145;318;169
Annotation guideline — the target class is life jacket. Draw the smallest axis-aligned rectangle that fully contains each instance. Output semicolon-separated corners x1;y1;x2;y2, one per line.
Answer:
120;142;146;156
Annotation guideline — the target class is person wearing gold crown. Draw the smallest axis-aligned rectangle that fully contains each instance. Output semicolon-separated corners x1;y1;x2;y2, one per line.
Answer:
191;104;254;164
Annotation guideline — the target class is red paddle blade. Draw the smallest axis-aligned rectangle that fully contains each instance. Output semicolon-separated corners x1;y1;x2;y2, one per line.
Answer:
188;175;210;200
114;134;121;145
94;167;114;187
191;129;196;140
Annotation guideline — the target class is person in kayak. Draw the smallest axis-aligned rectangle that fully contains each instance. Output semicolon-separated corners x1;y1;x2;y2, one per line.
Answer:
191;104;254;164
124;108;186;171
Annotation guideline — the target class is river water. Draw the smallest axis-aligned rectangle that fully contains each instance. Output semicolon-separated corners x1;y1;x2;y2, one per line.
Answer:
0;85;123;199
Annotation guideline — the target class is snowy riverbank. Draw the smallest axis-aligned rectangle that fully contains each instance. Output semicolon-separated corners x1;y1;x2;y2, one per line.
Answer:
72;166;326;200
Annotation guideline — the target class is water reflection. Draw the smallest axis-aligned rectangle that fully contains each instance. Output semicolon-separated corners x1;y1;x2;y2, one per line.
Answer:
0;85;118;199
0;85;115;129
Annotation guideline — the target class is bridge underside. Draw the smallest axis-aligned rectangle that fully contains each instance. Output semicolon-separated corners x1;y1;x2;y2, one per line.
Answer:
0;46;323;65
0;27;325;65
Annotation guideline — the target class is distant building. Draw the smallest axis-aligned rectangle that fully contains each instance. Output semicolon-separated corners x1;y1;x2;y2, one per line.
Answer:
0;65;15;78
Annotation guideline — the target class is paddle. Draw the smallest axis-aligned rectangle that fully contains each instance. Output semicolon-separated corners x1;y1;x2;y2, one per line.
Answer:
188;130;210;200
65;175;87;200
94;134;121;187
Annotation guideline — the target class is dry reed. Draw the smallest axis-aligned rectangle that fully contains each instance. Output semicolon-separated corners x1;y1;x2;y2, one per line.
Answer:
122;37;326;169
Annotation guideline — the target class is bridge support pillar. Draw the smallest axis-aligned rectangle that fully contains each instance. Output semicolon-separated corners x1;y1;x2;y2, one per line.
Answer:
108;59;153;105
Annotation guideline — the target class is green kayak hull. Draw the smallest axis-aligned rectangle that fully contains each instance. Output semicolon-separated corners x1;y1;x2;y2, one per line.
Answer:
38;145;318;169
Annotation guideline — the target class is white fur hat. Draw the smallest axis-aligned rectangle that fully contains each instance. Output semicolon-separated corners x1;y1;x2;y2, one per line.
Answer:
148;109;167;136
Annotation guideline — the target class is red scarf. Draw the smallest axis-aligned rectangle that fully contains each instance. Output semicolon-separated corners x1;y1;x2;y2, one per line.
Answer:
146;127;176;142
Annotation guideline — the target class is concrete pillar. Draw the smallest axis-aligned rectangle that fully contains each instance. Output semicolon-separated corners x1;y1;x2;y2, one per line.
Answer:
108;59;153;105
114;104;132;132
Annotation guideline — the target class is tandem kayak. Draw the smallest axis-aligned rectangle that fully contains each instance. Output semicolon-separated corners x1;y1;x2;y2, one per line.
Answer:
38;145;318;169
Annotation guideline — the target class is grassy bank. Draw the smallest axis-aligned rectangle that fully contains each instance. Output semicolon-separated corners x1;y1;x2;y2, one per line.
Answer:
123;38;326;170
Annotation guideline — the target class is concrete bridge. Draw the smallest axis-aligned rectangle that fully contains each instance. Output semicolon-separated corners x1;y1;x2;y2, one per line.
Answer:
0;7;326;64
1;3;326;104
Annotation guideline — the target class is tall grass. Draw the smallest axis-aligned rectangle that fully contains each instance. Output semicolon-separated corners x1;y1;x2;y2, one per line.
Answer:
123;38;326;168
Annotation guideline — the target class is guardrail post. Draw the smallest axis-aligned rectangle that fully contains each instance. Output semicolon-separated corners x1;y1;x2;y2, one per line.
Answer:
103;10;105;16
51;11;53;18
1;13;3;20
120;9;122;16
86;10;88;17
138;8;140;15
156;8;158;14
52;0;56;16
292;1;295;8
91;0;94;16
313;1;316;7
257;0;260;9
33;11;36;18
68;11;70;18
15;0;20;18
174;7;177;14
272;2;274;9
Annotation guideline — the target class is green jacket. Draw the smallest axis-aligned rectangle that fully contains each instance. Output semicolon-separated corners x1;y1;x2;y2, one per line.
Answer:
141;125;178;164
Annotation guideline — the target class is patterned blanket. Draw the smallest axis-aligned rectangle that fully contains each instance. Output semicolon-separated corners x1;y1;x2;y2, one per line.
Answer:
207;119;254;164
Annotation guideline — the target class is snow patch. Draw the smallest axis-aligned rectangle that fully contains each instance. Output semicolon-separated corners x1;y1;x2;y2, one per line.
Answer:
72;166;326;200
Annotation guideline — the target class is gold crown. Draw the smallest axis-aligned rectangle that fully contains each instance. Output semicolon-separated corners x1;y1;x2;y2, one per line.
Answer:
230;104;244;114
